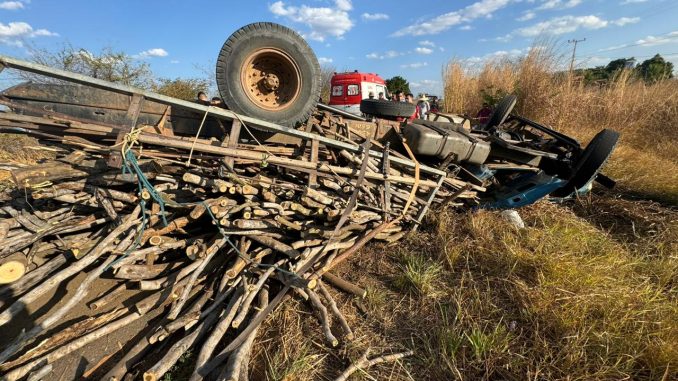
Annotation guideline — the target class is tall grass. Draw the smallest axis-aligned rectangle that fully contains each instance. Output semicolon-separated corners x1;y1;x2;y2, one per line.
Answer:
443;44;678;203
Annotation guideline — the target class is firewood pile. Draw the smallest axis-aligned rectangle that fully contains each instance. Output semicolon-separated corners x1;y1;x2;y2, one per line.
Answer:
0;109;466;380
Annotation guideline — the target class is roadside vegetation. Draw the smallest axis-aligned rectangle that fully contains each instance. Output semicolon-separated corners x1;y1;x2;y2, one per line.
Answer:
245;44;677;380
443;44;677;203
0;41;674;380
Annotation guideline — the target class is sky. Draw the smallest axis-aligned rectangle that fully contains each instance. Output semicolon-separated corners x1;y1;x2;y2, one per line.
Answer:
0;0;677;96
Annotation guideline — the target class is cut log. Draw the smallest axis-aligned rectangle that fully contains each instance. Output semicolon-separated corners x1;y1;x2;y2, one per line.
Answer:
0;253;28;284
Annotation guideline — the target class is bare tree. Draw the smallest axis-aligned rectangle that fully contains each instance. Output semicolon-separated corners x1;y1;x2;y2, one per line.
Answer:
192;61;218;97
152;78;211;101
23;43;155;89
320;64;336;103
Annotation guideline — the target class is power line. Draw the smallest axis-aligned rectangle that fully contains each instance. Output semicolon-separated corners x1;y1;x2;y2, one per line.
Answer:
568;38;586;73
577;30;678;58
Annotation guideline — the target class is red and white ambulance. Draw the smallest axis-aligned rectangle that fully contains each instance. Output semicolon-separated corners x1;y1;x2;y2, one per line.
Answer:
328;71;387;115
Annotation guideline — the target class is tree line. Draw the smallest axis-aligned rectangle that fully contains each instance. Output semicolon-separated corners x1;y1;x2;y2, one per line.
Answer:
576;54;674;84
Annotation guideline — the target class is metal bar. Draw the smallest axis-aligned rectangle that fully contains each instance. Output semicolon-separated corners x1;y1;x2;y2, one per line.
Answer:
0;55;445;177
316;102;366;121
511;115;581;150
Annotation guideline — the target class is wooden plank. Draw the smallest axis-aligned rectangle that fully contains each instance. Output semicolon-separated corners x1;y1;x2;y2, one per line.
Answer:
223;119;241;168
382;143;391;218
308;139;319;187
154;105;174;137
107;94;144;168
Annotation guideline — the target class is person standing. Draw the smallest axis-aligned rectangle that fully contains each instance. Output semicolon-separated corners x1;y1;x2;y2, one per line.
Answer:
416;94;430;119
476;102;492;124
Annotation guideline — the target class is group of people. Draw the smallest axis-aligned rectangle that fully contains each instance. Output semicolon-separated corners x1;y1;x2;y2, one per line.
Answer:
196;91;226;107
368;90;440;120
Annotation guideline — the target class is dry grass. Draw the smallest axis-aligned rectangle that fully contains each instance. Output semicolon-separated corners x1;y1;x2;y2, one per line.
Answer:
1;46;674;381
443;44;678;204
244;45;677;380
250;201;677;380
0;133;54;191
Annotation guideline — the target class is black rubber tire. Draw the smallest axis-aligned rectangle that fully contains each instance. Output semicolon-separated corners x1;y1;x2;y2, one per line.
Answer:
360;99;416;118
485;94;517;129
216;22;321;127
551;129;619;197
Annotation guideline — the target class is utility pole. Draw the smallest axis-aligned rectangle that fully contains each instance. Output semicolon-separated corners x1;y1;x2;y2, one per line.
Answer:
568;38;586;74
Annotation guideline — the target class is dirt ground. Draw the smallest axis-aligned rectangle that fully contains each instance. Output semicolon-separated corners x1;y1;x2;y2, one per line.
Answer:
1;272;164;380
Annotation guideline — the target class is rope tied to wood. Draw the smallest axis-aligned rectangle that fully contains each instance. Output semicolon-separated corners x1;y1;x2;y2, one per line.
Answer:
186;106;212;168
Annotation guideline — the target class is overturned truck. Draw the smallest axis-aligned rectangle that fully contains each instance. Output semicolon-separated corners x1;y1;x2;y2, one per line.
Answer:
0;22;617;380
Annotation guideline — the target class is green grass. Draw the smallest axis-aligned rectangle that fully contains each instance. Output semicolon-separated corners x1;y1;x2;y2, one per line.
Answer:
393;253;444;297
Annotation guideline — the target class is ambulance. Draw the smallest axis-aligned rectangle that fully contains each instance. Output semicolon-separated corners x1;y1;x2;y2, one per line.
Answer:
328;71;388;115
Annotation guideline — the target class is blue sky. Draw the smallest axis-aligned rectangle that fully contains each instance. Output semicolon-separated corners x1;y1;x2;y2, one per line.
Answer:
0;0;677;96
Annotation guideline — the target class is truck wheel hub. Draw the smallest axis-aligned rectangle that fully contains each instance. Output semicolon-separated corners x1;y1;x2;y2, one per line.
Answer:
240;48;301;111
263;73;280;91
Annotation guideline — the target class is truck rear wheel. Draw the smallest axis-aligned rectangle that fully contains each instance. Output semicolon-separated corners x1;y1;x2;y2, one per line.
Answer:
216;22;321;127
551;129;619;197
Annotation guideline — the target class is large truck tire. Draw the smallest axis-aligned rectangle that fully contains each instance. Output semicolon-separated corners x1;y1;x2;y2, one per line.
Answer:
551;129;619;197
216;22;321;127
360;99;416;118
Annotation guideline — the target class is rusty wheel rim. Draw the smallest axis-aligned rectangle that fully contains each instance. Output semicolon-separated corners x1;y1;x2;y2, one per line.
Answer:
240;48;302;112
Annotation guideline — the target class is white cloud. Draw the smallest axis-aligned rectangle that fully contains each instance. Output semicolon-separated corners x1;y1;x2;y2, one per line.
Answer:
419;40;436;47
0;21;57;46
463;48;527;64
366;50;404;59
0;1;23;10
335;0;352;12
459;25;473;30
410;79;439;88
636;31;678;46
600;31;678;51
576;55;611;67
620;0;648;4
361;12;389;21
393;0;511;36
518;0;582;23
415;47;434;54
410;79;442;96
517;11;536;21
611;17;640;26
318;57;333;64
498;15;638;41
537;0;582;11
170;59;180;64
136;48;169;58
517;15;606;36
401;62;428;69
269;0;354;41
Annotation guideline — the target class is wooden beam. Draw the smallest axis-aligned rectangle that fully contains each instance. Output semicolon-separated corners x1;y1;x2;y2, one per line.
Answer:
224;119;241;168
